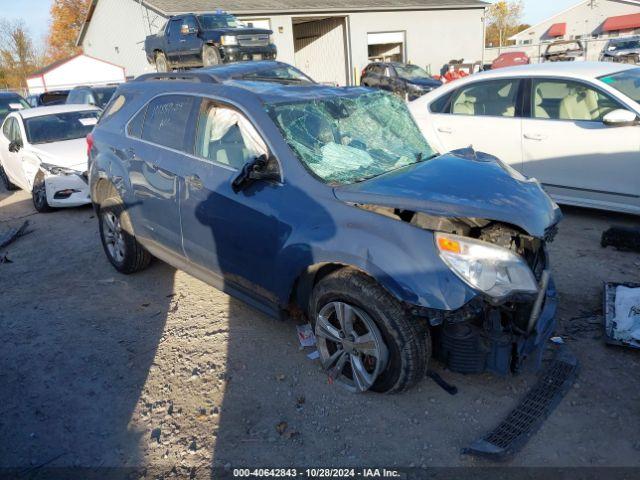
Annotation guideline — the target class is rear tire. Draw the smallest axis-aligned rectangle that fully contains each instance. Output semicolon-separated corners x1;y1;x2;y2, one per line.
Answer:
155;51;169;72
309;268;430;393
32;172;53;213
98;198;151;274
0;164;18;191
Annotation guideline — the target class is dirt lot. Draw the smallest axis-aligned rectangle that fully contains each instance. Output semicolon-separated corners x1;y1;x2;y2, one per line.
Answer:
1;184;639;477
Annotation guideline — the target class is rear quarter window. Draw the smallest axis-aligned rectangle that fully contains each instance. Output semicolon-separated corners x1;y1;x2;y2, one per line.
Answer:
139;95;197;151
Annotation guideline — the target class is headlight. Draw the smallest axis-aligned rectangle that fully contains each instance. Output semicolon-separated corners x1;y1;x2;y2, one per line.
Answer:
40;162;78;176
221;35;237;46
435;232;538;299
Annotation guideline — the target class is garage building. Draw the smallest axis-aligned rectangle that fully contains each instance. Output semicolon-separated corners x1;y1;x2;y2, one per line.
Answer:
77;0;487;85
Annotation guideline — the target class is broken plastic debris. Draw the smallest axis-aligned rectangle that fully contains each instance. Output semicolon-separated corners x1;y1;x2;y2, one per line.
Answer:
296;324;316;347
613;286;640;342
307;350;320;360
550;336;565;345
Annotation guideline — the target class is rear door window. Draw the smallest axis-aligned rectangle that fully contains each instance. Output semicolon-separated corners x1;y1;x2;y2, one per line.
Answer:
450;79;520;117
140;95;197;151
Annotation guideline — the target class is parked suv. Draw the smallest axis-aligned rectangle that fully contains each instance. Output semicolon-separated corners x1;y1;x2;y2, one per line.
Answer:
66;85;118;109
89;68;561;393
361;62;442;100
145;12;276;72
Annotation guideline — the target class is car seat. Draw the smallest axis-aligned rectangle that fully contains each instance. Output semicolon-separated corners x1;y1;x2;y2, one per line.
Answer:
559;86;600;121
484;83;515;117
534;87;550;119
452;90;478;115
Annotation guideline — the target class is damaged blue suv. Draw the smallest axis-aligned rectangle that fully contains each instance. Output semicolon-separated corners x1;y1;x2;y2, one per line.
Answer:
89;68;562;393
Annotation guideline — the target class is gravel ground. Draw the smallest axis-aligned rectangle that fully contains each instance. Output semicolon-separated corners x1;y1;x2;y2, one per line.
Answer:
1;185;639;477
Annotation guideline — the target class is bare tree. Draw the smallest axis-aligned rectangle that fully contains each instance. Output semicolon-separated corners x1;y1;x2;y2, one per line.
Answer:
0;19;39;89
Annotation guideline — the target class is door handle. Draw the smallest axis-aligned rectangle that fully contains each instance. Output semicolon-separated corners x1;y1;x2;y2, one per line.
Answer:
523;133;547;141
438;126;453;134
186;174;203;190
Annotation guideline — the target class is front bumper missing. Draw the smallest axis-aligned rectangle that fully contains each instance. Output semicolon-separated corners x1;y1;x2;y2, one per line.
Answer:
432;272;558;376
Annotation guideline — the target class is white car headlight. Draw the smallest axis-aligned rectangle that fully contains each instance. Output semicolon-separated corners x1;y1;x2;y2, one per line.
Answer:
221;35;238;46
435;232;539;299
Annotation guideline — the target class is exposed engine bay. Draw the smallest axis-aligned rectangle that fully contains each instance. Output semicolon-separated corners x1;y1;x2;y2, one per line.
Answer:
357;204;559;375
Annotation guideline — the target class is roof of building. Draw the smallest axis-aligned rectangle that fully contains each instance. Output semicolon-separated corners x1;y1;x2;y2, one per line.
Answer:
147;0;487;14
18;104;101;119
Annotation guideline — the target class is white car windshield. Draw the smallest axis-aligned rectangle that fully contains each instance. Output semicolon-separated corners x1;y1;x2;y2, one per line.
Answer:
266;91;436;185
24;111;99;144
600;68;640;103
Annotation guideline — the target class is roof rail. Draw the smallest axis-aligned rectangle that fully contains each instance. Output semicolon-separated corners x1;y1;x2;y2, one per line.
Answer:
134;72;217;84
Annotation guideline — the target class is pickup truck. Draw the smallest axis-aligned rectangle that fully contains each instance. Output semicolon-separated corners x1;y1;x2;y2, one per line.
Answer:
145;12;277;72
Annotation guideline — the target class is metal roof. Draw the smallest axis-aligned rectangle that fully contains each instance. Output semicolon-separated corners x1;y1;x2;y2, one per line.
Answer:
145;0;487;15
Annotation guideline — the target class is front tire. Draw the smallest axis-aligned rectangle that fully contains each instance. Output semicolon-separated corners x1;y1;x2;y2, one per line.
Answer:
99;199;151;274
32;172;53;213
155;51;169;72
309;268;430;393
0;164;18;191
202;45;221;67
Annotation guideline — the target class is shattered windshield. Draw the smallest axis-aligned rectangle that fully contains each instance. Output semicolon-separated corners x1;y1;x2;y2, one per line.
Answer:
266;92;436;185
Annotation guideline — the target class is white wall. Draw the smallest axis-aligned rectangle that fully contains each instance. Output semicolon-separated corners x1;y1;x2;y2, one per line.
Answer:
26;55;126;94
511;0;640;45
82;0;164;77
348;8;485;79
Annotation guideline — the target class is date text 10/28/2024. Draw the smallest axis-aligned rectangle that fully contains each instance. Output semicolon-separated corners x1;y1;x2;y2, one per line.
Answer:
232;468;401;478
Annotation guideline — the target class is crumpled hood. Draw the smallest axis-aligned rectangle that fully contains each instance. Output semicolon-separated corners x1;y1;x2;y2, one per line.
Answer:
29;138;88;171
334;149;562;238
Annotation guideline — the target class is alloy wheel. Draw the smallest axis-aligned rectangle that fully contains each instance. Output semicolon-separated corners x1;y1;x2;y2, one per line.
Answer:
315;301;389;392
102;211;126;264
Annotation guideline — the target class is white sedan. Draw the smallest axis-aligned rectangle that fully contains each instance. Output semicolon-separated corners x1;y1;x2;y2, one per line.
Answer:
409;62;640;215
0;105;100;212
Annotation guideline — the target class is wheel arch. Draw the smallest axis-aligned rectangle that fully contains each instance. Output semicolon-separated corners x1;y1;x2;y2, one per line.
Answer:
287;262;409;318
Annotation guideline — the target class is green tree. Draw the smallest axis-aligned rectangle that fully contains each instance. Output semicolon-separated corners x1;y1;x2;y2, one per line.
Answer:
485;0;526;47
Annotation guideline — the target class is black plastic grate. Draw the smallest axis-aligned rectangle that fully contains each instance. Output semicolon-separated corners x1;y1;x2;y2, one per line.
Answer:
463;348;578;459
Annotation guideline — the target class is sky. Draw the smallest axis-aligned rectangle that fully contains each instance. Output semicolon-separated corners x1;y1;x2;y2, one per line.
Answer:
6;0;582;46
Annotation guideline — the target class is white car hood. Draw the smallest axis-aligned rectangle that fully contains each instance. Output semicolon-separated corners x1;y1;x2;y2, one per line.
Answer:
29;138;88;171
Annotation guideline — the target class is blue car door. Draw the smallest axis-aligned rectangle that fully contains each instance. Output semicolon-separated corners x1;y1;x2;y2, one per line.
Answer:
180;16;202;66
166;19;183;63
177;99;285;313
124;94;199;255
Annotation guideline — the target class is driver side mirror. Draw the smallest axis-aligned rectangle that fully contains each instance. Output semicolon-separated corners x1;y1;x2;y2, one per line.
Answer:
8;141;21;153
232;154;281;193
603;109;638;127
